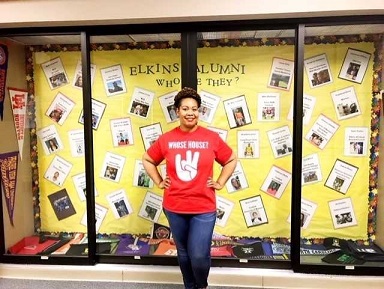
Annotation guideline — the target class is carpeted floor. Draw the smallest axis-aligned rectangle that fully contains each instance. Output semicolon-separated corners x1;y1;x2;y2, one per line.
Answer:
0;279;238;289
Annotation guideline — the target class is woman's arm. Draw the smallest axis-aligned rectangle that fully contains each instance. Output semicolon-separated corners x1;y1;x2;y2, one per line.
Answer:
208;151;237;190
142;152;169;189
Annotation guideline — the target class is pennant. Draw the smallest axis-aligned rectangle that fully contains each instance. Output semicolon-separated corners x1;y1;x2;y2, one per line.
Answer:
8;87;28;160
0;44;8;120
0;151;19;226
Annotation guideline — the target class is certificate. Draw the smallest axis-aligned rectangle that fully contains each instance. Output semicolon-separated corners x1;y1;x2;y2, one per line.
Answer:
72;60;97;89
139;123;163;151
329;197;358;229
100;152;126;183
302;153;322;185
215;196;235;228
110;117;134;147
68;129;85;157
331;86;361;120
304;53;333;88
44;156;73;187
267;125;292;158
268;57;294;91
344;127;368;156
198;90;221;124
78;98;106;130
128;87;155;118
37;124;64;155
100;64;127;96
41;57;69;89
239;195;268;227
158;91;178;123
305;114;339;150
223;95;252;129
260;165;292;199
324;159;358;195
138;191;163;222
45;92;75;125
258;92;280;121
106;189;133;219
226;161;249;193
237;130;260;159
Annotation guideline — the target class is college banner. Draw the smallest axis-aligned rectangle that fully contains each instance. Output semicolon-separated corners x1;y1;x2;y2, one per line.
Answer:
0;44;8;121
8;87;28;160
0;151;19;226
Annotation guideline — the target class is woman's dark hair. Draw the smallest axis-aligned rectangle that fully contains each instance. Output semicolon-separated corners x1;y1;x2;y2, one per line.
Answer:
174;87;201;108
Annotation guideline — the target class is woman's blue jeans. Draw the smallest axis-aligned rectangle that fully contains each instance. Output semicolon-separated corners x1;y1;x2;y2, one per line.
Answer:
164;209;216;289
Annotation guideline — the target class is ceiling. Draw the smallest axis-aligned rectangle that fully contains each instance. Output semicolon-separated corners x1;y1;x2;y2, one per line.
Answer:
3;24;384;45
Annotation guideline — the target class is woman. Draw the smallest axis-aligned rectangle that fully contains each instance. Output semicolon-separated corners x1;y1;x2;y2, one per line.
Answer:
142;87;237;289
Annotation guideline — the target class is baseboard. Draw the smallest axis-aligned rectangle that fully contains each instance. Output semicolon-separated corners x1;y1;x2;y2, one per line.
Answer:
1;263;384;288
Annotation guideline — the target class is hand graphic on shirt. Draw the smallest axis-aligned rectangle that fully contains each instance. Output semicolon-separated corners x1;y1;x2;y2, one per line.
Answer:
175;150;200;181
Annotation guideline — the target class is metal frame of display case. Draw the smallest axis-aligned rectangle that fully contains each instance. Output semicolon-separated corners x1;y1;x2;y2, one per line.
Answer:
0;15;383;275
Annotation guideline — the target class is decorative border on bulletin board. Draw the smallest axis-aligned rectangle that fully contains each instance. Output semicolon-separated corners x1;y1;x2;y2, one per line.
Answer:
25;34;381;244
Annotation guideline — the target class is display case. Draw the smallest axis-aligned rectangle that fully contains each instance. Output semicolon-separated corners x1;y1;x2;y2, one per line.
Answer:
0;18;383;274
296;23;384;274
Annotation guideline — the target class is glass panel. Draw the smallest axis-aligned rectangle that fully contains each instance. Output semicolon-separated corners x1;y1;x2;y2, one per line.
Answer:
0;34;89;259
89;33;181;256
300;24;384;267
197;29;295;262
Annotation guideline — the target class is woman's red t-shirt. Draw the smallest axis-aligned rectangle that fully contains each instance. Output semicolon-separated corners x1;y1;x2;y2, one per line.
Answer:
147;126;233;213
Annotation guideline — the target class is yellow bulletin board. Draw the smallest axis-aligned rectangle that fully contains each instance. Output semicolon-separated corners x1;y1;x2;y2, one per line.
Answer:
29;37;377;241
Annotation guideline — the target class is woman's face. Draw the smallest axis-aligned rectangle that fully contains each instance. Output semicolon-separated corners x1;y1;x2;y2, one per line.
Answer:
177;98;199;131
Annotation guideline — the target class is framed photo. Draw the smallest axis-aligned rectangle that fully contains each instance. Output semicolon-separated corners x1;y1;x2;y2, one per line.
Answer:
223;95;252;129
338;48;371;84
48;189;76;221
